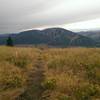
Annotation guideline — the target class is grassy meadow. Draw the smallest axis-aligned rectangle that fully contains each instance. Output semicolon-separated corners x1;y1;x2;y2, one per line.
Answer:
0;46;100;100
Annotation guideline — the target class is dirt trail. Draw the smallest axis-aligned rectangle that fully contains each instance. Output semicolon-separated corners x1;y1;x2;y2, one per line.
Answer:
16;50;45;100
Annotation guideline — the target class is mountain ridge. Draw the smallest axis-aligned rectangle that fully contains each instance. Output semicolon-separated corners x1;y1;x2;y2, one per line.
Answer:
0;28;99;47
78;30;100;42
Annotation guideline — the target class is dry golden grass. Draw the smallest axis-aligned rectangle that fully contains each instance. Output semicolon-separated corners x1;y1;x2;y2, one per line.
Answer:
0;46;100;100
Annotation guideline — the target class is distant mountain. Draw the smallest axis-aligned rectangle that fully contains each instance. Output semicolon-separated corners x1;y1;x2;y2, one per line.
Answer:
78;30;100;41
0;28;98;47
78;30;100;46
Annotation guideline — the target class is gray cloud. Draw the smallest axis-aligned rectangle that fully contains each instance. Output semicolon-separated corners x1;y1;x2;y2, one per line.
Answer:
0;0;100;33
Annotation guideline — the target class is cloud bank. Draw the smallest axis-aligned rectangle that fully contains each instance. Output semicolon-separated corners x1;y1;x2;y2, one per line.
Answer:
0;0;100;33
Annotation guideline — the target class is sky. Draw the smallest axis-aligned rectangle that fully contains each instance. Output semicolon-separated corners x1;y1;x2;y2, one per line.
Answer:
0;0;100;33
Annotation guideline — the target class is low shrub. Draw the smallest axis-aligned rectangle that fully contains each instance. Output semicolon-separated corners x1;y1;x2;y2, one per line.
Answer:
74;84;99;100
58;95;71;100
42;79;56;90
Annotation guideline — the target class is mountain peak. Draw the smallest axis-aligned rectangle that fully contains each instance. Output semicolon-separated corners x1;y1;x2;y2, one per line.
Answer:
0;28;98;47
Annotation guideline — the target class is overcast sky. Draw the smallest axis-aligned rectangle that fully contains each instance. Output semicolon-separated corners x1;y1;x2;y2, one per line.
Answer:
0;0;100;33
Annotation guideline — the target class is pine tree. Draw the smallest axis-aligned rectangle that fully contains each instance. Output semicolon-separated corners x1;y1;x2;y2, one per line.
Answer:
6;36;14;46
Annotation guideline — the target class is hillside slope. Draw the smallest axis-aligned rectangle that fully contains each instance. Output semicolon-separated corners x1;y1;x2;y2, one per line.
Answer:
0;28;98;47
78;30;100;42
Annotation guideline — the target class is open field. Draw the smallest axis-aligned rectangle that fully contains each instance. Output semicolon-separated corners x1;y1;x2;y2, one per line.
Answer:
0;46;100;100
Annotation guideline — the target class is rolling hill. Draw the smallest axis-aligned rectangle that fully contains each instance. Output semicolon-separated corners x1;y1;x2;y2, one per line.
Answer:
0;28;98;47
78;30;100;42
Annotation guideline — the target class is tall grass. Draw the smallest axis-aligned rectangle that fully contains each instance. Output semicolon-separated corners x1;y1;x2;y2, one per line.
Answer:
0;46;100;100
